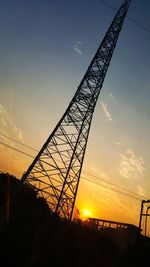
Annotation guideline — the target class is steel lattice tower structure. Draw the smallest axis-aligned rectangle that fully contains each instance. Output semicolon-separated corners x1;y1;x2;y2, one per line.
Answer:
22;0;131;220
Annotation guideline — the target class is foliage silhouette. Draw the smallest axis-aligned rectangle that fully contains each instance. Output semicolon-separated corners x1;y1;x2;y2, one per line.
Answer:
0;172;150;267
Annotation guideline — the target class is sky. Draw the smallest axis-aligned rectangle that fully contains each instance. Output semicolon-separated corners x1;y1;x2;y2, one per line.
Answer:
0;0;150;234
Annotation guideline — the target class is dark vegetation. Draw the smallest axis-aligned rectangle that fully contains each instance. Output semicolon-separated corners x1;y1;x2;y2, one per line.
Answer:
0;172;150;267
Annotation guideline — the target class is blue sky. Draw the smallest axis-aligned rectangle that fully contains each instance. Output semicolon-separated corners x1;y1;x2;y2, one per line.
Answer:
0;0;150;231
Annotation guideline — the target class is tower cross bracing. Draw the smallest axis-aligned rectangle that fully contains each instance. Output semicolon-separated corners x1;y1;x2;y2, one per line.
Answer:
22;0;132;220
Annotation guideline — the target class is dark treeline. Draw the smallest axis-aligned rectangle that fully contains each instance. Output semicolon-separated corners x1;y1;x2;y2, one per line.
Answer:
0;172;149;267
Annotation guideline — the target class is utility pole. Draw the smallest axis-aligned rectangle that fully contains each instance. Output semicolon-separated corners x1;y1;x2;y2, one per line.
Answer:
138;200;150;242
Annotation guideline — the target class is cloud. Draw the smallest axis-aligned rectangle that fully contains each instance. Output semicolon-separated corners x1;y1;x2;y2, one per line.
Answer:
0;103;9;122
1;116;7;127
73;41;83;55
0;103;24;142
88;166;109;180
137;185;146;197
115;142;121;146
14;125;23;141
119;149;144;179
100;101;113;121
108;92;117;104
109;93;113;97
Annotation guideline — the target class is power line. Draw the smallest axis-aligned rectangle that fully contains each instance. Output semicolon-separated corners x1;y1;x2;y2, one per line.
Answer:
82;171;147;199
0;136;137;193
0;141;34;158
0;161;23;175
81;176;142;201
0;139;149;200
0;133;38;152
0;157;144;200
127;16;150;33
0;162;143;201
98;0;150;33
98;0;116;11
0;137;148;199
0;133;144;196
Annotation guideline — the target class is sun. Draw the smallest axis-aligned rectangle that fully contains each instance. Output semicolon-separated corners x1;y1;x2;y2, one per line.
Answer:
83;209;90;218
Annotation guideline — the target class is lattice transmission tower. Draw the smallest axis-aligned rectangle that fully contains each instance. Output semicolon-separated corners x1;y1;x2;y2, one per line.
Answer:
22;0;132;220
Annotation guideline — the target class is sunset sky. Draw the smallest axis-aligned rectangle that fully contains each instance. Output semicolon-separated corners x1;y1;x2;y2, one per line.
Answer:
0;0;150;233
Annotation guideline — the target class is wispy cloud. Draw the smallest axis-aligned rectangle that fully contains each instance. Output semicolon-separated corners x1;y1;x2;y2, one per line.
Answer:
73;41;83;55
100;101;113;121
87;166;109;180
0;104;9;123
115;142;121;146
0;103;23;142
137;185;146;197
109;93;113;97
108;92;117;104
119;149;144;179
